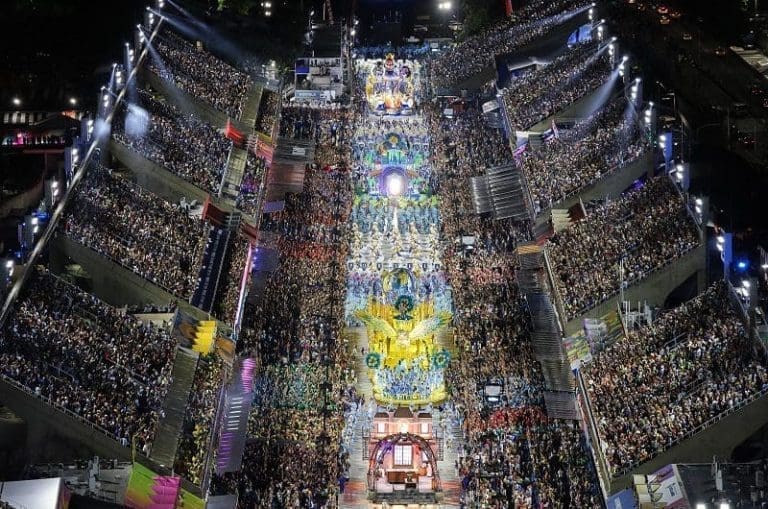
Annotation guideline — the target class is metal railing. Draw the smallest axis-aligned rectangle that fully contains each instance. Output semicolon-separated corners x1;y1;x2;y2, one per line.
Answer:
553;243;702;323
607;385;768;478
0;18;166;328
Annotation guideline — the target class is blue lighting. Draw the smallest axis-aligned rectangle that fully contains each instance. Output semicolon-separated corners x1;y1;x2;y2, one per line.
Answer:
736;260;749;271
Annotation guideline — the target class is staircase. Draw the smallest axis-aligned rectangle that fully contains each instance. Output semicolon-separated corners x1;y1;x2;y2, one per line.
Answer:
469;164;533;221
433;407;463;507
516;243;576;406
239;82;263;130
219;147;249;205
150;347;200;468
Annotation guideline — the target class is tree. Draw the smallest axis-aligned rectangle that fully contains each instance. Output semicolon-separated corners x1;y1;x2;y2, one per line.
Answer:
217;0;259;15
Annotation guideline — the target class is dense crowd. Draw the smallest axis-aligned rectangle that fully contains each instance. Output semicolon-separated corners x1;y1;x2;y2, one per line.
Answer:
427;98;604;506
583;282;768;476
548;176;700;319
113;89;232;194
501;42;612;131
255;89;280;135
63;164;209;300
174;354;225;485
0;268;177;452
211;103;357;507
151;30;252;119
520;95;650;210
214;234;251;325
529;422;604;507
430;0;590;88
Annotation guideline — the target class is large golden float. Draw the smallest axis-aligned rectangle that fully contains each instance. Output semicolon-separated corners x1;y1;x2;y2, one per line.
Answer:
355;268;451;405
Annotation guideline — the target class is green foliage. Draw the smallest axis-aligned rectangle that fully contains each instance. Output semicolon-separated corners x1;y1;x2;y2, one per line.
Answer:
460;0;492;39
218;0;259;15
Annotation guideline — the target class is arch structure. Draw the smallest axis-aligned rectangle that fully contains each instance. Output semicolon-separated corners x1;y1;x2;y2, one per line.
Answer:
366;432;442;493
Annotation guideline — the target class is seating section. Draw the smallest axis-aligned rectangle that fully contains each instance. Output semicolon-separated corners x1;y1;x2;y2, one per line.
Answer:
548;176;700;319
500;41;612;132
63;164;209;300
113;89;232;194
519;95;650;210
431;0;591;88
582;282;768;476
151;30;252;119
0;268;177;450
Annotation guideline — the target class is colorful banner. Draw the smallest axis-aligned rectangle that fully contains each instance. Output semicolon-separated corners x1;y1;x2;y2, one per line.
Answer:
563;332;592;369
177;489;205;509
124;463;181;509
225;120;245;148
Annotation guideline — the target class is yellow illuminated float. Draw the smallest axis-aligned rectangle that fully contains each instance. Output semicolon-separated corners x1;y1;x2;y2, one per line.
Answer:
363;54;416;115
355;268;451;405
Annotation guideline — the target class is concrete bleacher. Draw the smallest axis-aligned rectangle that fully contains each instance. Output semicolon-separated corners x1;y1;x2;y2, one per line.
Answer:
48;234;211;324
533;151;654;233
142;69;228;130
546;242;706;337
109;140;210;205
438;10;589;94
578;360;768;494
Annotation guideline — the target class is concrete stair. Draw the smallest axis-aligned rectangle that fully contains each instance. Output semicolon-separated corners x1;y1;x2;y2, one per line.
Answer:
433;407;464;507
151;347;200;469
239;82;263;130
219;147;248;205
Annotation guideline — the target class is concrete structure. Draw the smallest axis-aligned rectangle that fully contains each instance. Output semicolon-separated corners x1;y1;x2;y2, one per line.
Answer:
109;140;210;205
547;243;707;336
578;370;768;494
142;69;228;129
533;151;654;232
48;234;212;324
0;372;205;497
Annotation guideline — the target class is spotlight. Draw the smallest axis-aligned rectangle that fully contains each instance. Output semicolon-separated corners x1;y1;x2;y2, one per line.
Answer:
69;97;77;106
11;97;21;107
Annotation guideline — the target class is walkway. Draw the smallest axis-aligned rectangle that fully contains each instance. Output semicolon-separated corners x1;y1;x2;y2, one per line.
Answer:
339;55;464;507
151;347;199;468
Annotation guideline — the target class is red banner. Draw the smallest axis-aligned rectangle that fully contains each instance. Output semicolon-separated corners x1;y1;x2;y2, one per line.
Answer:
225;119;246;147
505;0;513;16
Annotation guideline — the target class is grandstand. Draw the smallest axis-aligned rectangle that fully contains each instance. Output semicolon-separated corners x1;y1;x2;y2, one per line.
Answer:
578;281;768;491
0;12;266;498
1;1;766;508
543;175;706;335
